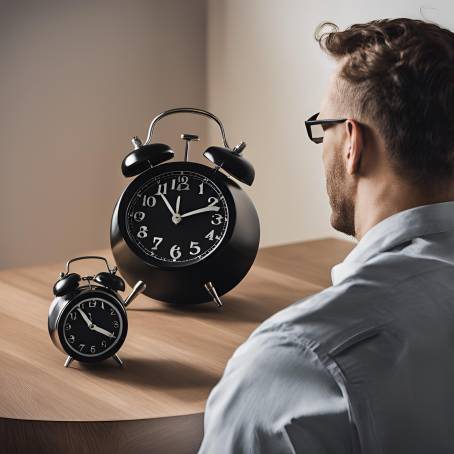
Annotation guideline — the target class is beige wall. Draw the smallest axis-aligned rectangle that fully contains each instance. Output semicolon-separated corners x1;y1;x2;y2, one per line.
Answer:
2;0;453;268
0;0;208;268
206;0;454;248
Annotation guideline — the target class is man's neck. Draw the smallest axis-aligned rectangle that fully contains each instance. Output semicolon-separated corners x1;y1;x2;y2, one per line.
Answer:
354;178;454;240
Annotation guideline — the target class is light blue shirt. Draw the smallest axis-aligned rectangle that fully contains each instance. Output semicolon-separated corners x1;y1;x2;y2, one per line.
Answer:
198;201;454;454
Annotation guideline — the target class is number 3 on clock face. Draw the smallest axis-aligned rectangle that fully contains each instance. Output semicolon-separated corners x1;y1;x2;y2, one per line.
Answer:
111;159;259;304
125;170;230;267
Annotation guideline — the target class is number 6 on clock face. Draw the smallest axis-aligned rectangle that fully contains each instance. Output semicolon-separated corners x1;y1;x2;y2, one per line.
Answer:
110;108;260;305
125;169;230;266
111;159;260;304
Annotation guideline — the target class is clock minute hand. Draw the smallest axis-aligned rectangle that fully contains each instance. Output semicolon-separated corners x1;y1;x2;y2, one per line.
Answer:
159;193;176;216
77;308;115;338
181;204;220;218
91;324;116;338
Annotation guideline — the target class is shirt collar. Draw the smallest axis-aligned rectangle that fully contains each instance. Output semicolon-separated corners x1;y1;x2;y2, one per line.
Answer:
331;201;454;286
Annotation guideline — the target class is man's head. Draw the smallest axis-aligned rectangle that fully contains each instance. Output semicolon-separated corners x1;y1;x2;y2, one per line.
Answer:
315;18;454;237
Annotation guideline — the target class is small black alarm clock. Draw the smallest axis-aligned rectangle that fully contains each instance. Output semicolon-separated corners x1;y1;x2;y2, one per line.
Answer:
48;256;145;368
111;107;260;306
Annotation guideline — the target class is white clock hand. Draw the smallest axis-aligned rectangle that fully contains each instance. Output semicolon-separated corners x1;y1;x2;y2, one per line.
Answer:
77;308;115;338
171;195;183;225
77;308;93;328
159;193;176;216
91;325;116;338
181;204;220;218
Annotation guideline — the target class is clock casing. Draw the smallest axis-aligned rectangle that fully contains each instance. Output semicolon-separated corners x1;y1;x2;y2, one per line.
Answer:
111;161;260;304
48;286;128;363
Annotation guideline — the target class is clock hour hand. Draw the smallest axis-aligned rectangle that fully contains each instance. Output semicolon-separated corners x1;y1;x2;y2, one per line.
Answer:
77;308;115;338
180;204;220;218
91;325;116;339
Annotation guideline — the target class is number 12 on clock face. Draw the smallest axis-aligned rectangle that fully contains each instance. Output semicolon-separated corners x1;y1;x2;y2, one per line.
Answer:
126;170;229;266
111;157;260;305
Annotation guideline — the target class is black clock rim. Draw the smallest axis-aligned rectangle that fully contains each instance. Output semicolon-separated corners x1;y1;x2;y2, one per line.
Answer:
115;161;238;270
56;287;128;364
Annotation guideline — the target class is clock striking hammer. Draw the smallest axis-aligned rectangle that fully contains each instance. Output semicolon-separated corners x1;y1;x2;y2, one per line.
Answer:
181;133;199;162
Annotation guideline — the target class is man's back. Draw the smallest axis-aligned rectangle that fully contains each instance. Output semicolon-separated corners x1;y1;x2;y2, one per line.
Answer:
199;201;454;453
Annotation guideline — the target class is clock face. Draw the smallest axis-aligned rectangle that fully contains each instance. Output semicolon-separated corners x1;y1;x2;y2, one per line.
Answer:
60;295;125;359
125;170;230;267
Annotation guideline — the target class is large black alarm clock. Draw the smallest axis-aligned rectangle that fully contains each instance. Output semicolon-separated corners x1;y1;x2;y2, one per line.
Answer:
48;256;145;368
111;107;260;306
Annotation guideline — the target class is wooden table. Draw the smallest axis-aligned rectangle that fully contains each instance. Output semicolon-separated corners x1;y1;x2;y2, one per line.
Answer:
0;238;354;454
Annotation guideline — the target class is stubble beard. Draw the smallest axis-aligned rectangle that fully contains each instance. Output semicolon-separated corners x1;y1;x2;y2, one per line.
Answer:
326;155;356;237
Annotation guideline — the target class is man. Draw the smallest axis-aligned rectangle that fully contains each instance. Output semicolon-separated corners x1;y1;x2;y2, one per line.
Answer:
198;18;454;453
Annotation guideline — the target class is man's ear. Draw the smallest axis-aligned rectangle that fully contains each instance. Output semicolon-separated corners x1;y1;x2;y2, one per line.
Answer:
344;119;363;175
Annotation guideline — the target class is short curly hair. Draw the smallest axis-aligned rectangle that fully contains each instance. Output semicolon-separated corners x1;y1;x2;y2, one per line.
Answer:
315;18;454;185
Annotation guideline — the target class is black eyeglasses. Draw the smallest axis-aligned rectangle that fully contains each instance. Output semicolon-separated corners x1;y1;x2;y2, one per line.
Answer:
305;112;347;144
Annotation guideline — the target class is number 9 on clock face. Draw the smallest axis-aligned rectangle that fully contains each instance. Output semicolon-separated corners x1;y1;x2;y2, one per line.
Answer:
111;160;259;304
125;170;230;267
62;297;124;359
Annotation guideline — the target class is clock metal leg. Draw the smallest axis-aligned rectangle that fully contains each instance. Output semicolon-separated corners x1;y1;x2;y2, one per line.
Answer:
64;356;74;368
204;281;223;308
124;280;146;308
113;354;124;367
